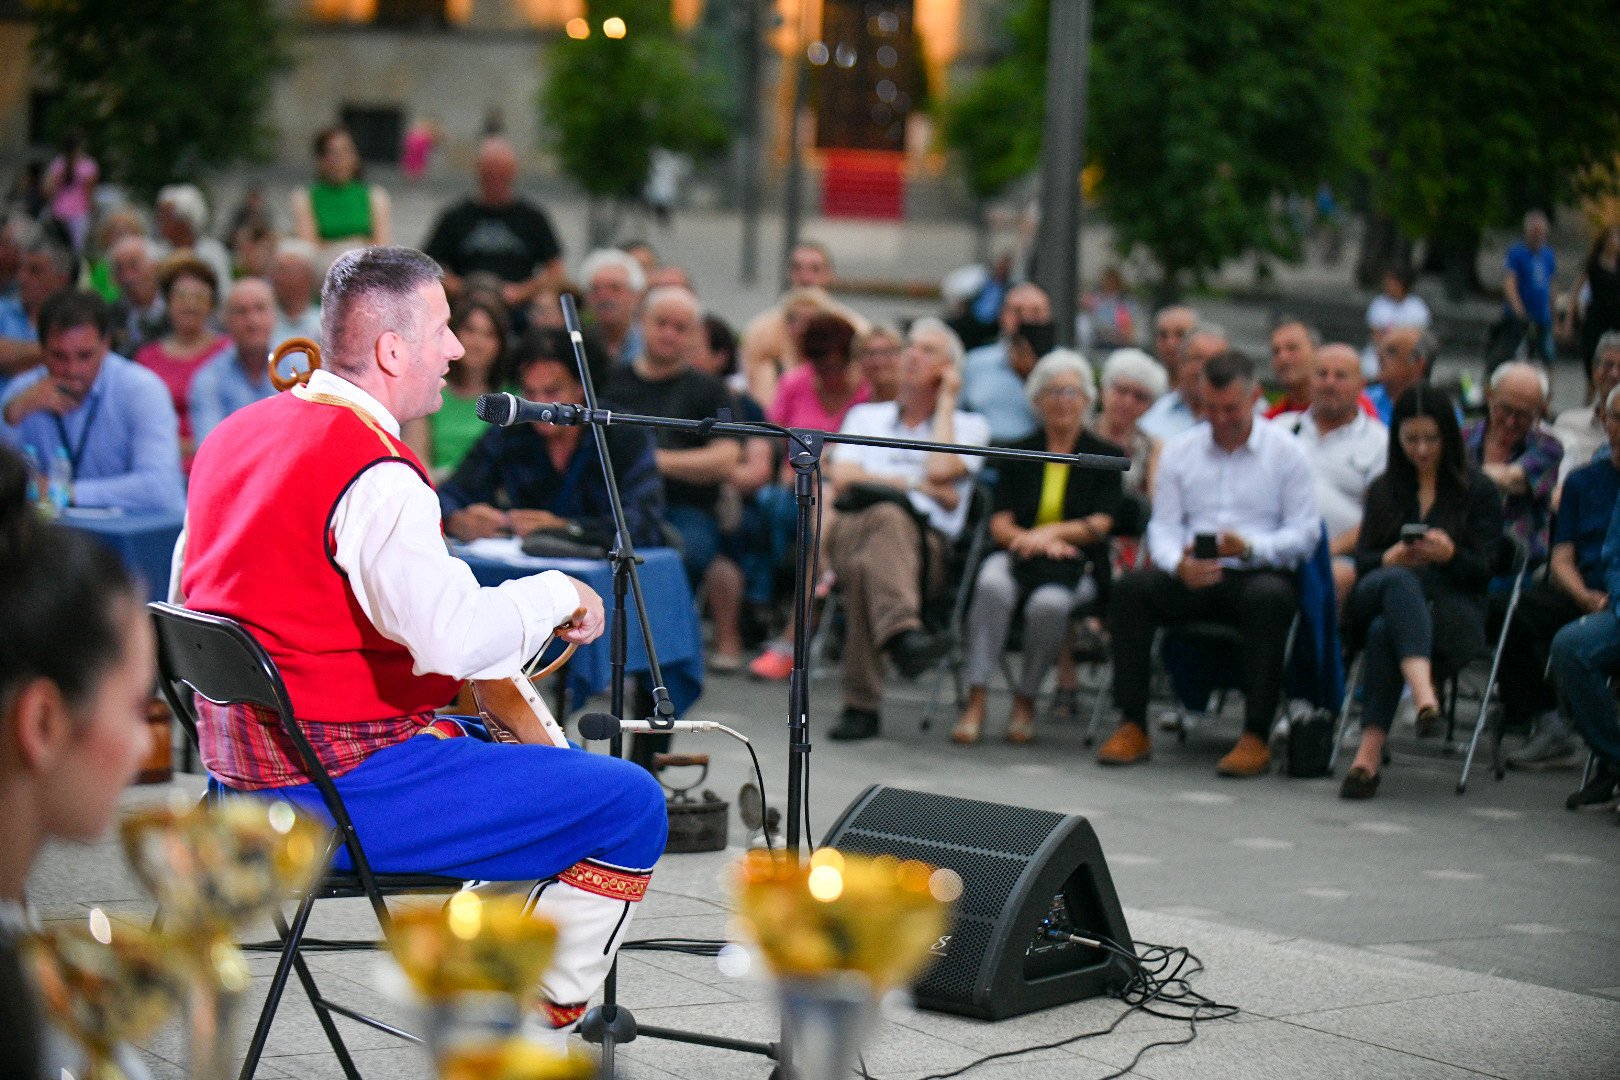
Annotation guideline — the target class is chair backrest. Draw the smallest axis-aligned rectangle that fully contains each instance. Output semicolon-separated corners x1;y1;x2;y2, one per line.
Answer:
147;602;384;895
1493;531;1529;580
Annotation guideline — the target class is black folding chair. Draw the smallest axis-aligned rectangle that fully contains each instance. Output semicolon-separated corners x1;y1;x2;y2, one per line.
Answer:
149;602;465;1080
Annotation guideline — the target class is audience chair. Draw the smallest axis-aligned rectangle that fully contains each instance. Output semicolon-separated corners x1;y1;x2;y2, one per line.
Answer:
919;478;999;730
149;602;465;1080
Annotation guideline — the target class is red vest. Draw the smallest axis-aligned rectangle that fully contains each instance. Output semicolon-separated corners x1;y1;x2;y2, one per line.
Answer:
184;387;460;724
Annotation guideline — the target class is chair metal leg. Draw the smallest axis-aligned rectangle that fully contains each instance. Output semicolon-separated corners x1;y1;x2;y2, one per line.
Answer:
1328;654;1363;774
283;907;365;1080
1458;584;1523;795
1085;660;1110;746
240;892;321;1080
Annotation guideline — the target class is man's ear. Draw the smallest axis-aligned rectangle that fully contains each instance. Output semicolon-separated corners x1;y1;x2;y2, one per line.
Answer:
5;678;73;774
374;330;403;377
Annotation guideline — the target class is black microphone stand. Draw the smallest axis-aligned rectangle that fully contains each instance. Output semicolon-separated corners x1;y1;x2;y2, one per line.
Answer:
503;305;1129;1077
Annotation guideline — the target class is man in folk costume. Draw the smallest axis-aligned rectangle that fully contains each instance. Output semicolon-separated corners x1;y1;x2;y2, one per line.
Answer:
177;245;666;1043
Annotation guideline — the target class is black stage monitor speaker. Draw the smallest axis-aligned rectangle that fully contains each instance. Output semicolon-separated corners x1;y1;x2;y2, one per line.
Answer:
821;785;1133;1020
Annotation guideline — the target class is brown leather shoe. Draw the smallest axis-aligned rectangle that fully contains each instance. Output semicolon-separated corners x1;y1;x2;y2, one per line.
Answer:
1096;721;1151;765
1217;732;1272;777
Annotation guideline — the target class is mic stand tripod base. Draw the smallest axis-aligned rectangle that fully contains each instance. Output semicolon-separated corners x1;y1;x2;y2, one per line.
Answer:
578;1003;638;1047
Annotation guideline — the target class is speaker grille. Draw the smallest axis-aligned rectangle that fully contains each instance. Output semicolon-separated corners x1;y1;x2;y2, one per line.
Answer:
848;788;1063;855
837;833;1026;920
914;918;991;1001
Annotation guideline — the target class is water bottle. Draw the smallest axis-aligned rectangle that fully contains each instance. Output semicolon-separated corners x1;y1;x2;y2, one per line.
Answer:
23;444;45;513
47;446;71;516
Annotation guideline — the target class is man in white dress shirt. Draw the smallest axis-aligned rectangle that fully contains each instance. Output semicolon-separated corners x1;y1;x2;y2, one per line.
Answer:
1098;349;1320;776
178;246;666;1044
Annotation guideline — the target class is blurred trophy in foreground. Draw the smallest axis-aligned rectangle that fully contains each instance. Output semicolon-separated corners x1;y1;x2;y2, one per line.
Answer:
733;848;960;1080
388;891;594;1079
27;911;190;1080
119;796;326;1080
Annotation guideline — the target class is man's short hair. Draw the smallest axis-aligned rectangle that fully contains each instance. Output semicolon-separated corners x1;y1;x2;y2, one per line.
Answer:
110;234;161;264
907;316;964;368
320;246;444;374
38;289;111;343
1200;349;1256;390
25;234;77;281
1271;315;1322;348
1594;330;1620;362
1488;359;1550;402
793;239;832;264
578;248;646;294
1188;320;1230;344
275;237;320;269
642;284;702;322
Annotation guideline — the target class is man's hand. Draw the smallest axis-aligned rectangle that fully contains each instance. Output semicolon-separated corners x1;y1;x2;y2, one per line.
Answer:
1581;587;1609;615
507;509;569;537
560;578;606;643
937;361;962;405
1216;532;1248;560
446;503;510;541
3;378;80;426
1178;547;1222;589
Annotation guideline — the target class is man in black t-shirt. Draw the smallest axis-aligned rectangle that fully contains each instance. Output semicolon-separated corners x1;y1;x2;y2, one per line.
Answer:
422;136;563;311
604;285;742;585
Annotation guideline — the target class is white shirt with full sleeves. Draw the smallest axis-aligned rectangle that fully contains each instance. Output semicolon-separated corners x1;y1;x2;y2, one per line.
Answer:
171;369;582;680
1147;416;1322;573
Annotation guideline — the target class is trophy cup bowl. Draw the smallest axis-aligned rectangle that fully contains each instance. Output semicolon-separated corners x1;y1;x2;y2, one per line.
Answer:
732;849;960;1080
27;912;190;1080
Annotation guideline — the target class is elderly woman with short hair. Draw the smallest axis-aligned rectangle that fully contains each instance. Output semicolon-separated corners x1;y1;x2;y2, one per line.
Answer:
1091;347;1168;500
953;351;1124;744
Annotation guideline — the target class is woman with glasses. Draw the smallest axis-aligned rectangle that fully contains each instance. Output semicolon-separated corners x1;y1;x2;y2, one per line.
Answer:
953;351;1123;745
1340;386;1502;798
1092;348;1168;500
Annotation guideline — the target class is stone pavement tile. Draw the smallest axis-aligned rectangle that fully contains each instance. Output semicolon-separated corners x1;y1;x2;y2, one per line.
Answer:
1285;985;1620;1080
1385;932;1620;1001
1069;1014;1494;1080
251;1044;434;1080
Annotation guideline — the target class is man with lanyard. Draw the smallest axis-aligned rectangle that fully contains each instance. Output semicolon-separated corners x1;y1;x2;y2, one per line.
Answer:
0;288;184;513
174;246;667;1045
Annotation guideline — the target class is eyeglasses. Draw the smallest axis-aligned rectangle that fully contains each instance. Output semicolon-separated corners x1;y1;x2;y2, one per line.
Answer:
1040;385;1087;400
1107;382;1154;403
1488;401;1539;424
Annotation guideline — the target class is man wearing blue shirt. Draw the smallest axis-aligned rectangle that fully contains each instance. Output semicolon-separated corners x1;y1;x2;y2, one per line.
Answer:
960;282;1049;442
0;289;184;513
1503;210;1556;362
190;278;281;443
0;235;76;394
1495;388;1620;770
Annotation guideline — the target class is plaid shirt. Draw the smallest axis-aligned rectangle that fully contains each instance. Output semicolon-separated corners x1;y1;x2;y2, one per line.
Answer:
195;698;441;791
1462;420;1563;564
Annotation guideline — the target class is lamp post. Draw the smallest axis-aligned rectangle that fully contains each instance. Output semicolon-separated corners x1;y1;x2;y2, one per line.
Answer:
1032;0;1092;348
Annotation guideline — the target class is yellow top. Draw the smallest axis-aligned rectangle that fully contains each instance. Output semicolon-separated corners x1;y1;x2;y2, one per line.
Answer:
1035;463;1069;527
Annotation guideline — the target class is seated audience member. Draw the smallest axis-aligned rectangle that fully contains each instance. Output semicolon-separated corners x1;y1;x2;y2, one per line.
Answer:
854;325;903;404
85;210;145;301
1275;343;1389;608
155;183;233;290
403;292;511;479
1098;349;1319;776
527;276;580;331
270;240;323;346
580;248;646;366
953;351;1122;745
106;235;167;359
1339;387;1502;798
0;289;183;513
0;445;153;1080
440;327;664;548
1362;267;1431;375
1092;347;1168;501
605;286;742;584
1081;266;1140;348
422;135;564;310
0;214;26;301
1463;361;1561;569
823;318;990;741
289;126;392;257
1263;318;1320;419
961;282;1052;442
1548;492;1620;811
1492;388;1620;770
0;234;76;386
1551;332;1620;491
135;257;229;465
190;278;279;442
1150;304;1197;369
768;312;869;433
1138;321;1228;441
1365;326;1435;426
740;241;869;408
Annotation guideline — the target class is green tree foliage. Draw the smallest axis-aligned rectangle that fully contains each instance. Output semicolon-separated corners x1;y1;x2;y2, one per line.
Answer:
939;0;1047;203
30;0;289;200
1367;0;1620;247
541;0;728;206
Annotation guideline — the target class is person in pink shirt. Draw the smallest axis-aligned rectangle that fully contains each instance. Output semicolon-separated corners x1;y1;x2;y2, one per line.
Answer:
767;312;868;432
44;133;98;252
134;257;228;468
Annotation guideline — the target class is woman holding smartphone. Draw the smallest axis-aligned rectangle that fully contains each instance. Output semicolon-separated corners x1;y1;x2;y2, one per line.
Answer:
1341;387;1502;798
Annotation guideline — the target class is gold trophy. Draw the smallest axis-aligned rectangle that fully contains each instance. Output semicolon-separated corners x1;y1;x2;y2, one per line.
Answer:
388;891;593;1079
733;848;961;1080
27;910;191;1080
115;796;326;1080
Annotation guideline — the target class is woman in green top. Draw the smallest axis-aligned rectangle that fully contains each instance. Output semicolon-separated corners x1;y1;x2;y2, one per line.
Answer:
290;126;391;257
403;291;512;480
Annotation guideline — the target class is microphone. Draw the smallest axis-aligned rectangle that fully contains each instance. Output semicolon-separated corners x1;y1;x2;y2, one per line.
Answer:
576;712;746;742
475;393;593;428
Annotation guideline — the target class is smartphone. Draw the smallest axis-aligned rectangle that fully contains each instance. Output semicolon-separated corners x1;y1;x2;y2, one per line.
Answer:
1401;523;1428;543
1194;533;1219;560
